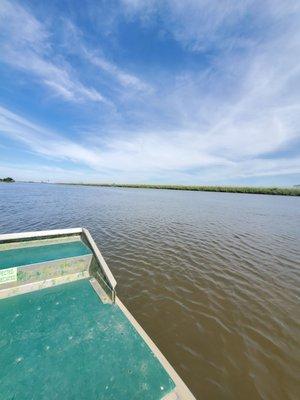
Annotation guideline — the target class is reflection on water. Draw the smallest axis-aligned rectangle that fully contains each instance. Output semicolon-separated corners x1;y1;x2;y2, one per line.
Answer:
0;183;299;399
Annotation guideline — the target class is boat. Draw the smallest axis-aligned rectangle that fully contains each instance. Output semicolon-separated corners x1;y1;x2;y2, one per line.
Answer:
0;228;196;400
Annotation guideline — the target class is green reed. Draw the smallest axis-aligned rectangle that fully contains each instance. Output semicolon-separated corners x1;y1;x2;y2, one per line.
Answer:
62;183;300;196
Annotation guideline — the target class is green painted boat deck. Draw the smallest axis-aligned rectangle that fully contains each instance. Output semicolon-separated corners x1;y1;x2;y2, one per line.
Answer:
0;241;92;270
0;279;175;400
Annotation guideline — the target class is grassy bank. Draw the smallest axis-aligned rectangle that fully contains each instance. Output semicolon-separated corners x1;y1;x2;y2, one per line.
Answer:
62;183;300;196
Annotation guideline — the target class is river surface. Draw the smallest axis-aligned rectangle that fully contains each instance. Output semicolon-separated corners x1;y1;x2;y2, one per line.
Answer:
0;183;299;399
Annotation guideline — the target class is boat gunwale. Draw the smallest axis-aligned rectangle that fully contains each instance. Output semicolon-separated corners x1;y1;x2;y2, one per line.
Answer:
0;228;83;243
115;296;196;399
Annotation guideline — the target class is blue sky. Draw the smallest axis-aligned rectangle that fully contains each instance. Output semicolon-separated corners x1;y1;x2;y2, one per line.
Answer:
0;0;299;185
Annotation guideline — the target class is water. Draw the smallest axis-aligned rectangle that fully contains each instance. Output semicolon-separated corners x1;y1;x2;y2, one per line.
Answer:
0;183;299;399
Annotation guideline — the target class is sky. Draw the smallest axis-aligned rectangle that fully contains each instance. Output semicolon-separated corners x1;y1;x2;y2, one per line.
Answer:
0;0;300;186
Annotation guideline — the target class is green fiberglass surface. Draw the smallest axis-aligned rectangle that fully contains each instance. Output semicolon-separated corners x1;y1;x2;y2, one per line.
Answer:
0;279;175;400
0;241;92;270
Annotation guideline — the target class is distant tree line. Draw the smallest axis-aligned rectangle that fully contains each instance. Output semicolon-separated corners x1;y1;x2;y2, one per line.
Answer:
0;177;15;182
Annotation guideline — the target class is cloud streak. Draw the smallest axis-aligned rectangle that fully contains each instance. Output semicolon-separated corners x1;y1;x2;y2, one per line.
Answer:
121;1;300;52
1;104;299;184
0;1;299;184
0;0;106;103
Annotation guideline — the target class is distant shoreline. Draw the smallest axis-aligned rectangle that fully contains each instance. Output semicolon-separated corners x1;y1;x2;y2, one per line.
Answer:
59;183;300;196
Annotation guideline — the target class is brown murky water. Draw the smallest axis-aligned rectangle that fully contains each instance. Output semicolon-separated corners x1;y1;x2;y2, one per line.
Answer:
1;183;299;399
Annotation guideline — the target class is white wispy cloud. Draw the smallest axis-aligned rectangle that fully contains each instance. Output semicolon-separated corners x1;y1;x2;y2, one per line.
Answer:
0;1;299;183
60;19;150;93
1;103;299;184
0;105;102;166
0;0;106;103
121;0;300;52
0;105;231;173
84;50;150;92
116;1;300;168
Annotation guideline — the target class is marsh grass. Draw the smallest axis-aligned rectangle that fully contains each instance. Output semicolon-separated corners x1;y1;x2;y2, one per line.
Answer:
63;183;300;196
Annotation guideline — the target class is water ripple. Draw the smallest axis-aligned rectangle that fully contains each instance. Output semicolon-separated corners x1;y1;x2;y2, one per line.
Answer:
0;183;299;400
